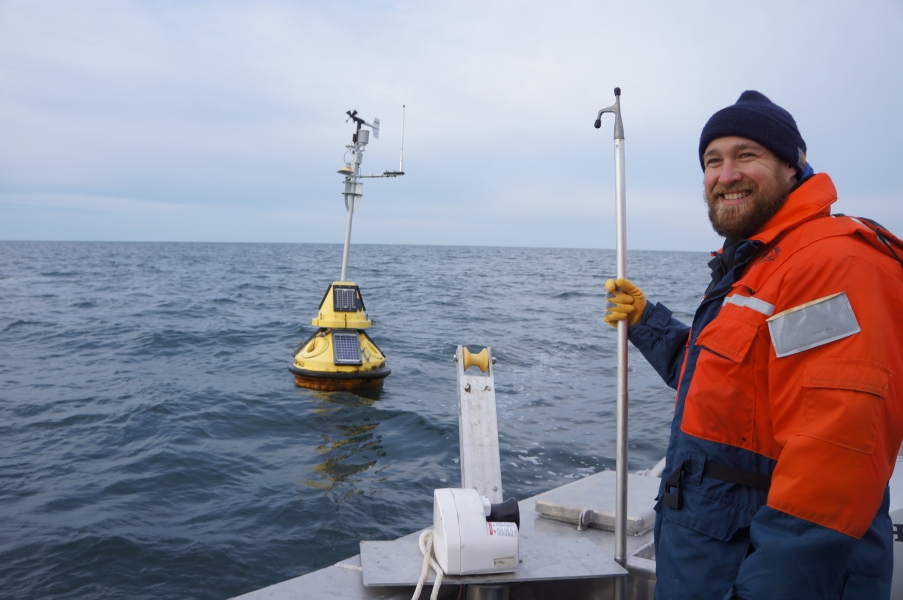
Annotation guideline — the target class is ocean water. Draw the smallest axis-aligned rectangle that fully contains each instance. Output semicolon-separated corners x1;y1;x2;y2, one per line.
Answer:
0;241;711;599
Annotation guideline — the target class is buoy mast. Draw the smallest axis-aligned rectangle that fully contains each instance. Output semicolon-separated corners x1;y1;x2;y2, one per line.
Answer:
339;109;405;281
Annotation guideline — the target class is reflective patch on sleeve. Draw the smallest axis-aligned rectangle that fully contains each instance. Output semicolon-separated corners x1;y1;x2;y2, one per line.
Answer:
766;292;860;358
722;294;775;316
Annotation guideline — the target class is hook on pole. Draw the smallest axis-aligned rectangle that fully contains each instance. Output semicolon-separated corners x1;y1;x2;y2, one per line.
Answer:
594;88;624;140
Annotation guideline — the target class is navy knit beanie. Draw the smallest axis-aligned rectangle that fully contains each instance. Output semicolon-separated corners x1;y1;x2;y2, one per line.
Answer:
699;91;807;178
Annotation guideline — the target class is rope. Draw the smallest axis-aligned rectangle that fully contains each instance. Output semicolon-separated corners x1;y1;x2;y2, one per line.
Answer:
411;530;444;600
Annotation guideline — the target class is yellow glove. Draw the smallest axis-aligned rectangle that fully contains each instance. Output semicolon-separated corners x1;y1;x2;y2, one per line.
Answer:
604;278;647;328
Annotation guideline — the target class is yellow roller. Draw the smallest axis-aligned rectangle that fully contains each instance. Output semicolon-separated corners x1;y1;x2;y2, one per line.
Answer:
462;347;490;373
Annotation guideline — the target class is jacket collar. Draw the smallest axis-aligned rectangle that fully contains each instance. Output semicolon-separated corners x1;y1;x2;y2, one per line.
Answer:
748;173;837;245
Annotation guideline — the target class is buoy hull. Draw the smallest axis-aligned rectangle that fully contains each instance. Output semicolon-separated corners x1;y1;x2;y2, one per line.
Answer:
288;365;391;391
291;282;390;392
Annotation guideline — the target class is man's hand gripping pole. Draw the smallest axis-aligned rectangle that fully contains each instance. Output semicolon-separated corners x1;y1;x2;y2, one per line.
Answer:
604;278;647;328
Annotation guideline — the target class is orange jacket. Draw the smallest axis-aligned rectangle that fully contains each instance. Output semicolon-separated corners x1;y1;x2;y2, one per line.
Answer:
629;173;903;598
682;173;903;537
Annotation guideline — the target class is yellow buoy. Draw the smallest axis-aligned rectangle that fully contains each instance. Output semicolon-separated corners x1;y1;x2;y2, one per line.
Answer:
289;282;390;391
290;108;403;392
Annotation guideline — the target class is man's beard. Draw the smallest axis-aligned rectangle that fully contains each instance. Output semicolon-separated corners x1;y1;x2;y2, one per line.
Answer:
705;168;793;239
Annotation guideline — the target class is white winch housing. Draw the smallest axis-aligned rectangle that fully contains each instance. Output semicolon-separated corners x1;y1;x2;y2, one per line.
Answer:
432;488;518;576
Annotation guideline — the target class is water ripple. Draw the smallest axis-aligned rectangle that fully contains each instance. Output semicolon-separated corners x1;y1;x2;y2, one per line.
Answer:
0;240;710;599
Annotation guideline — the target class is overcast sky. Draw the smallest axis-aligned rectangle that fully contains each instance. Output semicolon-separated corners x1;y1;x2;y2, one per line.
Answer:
1;1;901;251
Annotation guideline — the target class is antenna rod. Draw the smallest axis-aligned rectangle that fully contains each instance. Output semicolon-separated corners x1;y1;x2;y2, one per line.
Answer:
399;105;406;173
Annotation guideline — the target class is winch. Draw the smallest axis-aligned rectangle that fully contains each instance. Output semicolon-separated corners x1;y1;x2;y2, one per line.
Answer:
432;488;520;576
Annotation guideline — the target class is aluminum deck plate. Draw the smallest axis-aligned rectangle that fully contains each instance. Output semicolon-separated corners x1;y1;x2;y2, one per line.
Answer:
360;535;626;587
535;471;660;536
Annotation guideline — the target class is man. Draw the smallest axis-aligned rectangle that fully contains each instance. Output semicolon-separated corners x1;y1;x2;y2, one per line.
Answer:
604;91;903;599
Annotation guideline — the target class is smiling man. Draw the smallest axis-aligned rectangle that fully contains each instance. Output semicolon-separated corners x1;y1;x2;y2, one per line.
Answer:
703;137;796;240
605;91;903;599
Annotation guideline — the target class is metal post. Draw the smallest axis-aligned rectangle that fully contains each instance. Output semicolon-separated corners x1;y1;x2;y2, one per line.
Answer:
614;135;628;600
398;105;405;173
337;195;354;282
595;87;627;600
340;142;364;282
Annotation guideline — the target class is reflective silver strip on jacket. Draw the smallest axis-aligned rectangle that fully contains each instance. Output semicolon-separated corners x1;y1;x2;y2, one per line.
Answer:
723;294;775;316
766;292;861;358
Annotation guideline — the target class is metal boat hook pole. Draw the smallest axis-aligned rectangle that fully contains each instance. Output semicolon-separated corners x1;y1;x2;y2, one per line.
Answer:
595;87;628;600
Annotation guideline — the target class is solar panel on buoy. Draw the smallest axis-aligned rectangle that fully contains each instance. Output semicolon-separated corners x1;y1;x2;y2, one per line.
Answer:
333;286;358;312
333;332;362;365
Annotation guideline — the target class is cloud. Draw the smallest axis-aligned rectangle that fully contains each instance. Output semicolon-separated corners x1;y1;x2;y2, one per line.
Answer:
1;0;901;249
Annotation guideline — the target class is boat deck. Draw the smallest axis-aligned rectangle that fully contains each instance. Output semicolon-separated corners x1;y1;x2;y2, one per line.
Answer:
234;455;903;599
234;470;657;600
